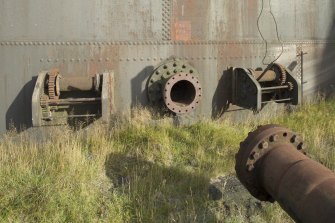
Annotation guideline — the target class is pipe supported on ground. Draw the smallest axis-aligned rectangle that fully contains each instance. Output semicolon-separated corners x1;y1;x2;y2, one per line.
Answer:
235;125;335;223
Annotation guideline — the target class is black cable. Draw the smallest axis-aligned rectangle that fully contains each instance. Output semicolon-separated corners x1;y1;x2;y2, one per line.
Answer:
257;0;268;65
269;0;284;64
257;0;284;65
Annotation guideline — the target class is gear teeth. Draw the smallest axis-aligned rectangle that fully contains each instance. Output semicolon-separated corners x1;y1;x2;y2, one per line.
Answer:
47;69;59;100
40;95;49;108
287;82;294;91
271;63;287;85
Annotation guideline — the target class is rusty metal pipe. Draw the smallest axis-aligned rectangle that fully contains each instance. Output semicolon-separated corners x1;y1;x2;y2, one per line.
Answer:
253;70;277;82
235;125;335;223
48;97;101;105
261;85;289;91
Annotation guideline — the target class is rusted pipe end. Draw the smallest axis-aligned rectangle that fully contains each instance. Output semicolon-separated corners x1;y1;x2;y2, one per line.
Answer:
235;124;306;201
163;72;202;114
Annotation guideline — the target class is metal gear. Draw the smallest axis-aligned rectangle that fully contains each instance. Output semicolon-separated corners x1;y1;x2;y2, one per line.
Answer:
40;94;51;120
40;95;49;108
287;82;294;91
48;69;60;99
271;63;287;85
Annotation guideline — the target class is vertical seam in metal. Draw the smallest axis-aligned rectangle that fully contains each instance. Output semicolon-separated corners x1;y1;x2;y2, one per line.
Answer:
296;44;302;81
162;0;172;41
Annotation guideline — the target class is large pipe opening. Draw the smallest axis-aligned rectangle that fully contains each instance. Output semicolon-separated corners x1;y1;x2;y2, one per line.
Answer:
170;80;196;106
163;72;202;114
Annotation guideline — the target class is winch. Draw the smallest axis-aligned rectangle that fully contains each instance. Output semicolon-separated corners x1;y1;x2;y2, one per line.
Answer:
32;69;114;127
232;63;301;111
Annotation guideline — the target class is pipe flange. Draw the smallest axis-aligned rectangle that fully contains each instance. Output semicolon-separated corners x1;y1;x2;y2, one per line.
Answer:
47;69;60;99
147;59;202;114
163;72;202;114
235;124;306;201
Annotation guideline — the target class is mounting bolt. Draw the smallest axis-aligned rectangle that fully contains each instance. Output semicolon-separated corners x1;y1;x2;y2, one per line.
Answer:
250;151;260;160
270;134;279;142
247;164;255;171
291;135;299;143
259;141;268;149
297;142;305;151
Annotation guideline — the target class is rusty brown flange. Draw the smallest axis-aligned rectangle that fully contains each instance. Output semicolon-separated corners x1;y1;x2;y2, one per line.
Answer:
235;125;335;223
163;72;202;114
147;59;203;114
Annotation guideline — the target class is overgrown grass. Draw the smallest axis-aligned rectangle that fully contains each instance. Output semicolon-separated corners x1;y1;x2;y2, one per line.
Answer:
1;99;335;222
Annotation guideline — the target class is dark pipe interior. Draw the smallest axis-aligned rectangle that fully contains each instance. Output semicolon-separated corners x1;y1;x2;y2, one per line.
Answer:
170;80;196;106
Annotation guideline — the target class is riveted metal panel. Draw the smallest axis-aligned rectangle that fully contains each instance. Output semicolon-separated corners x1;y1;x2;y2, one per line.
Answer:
0;0;335;133
255;0;335;41
301;43;335;97
171;0;261;41
294;0;335;40
0;0;163;41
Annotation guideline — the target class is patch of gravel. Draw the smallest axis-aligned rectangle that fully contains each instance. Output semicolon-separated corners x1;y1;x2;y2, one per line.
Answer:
209;175;267;219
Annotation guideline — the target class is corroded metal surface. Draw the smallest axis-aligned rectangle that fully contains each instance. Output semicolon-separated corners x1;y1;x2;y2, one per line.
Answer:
163;72;201;114
1;0;335;132
147;59;202;114
236;125;335;223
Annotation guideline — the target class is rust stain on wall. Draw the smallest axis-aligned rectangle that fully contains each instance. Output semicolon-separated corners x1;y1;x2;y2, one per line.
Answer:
173;21;192;41
171;0;210;40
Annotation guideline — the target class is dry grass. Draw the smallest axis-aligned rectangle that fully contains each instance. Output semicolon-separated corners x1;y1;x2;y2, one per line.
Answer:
0;99;334;222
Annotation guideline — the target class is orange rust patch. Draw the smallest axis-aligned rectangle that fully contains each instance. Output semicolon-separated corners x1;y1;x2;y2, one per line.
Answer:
172;21;192;41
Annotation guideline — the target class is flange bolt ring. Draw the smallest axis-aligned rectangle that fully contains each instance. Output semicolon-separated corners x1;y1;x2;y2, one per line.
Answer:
163;72;202;114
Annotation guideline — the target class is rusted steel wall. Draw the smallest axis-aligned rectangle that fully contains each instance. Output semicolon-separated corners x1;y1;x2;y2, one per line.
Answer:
0;0;335;133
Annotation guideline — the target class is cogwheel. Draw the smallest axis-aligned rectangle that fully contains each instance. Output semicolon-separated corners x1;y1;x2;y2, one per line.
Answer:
48;69;60;99
271;63;287;85
40;95;49;108
287;82;294;91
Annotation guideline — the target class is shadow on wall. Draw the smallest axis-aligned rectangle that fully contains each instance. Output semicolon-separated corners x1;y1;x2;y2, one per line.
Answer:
6;77;37;132
211;69;232;119
131;66;154;108
316;5;335;98
105;153;217;222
